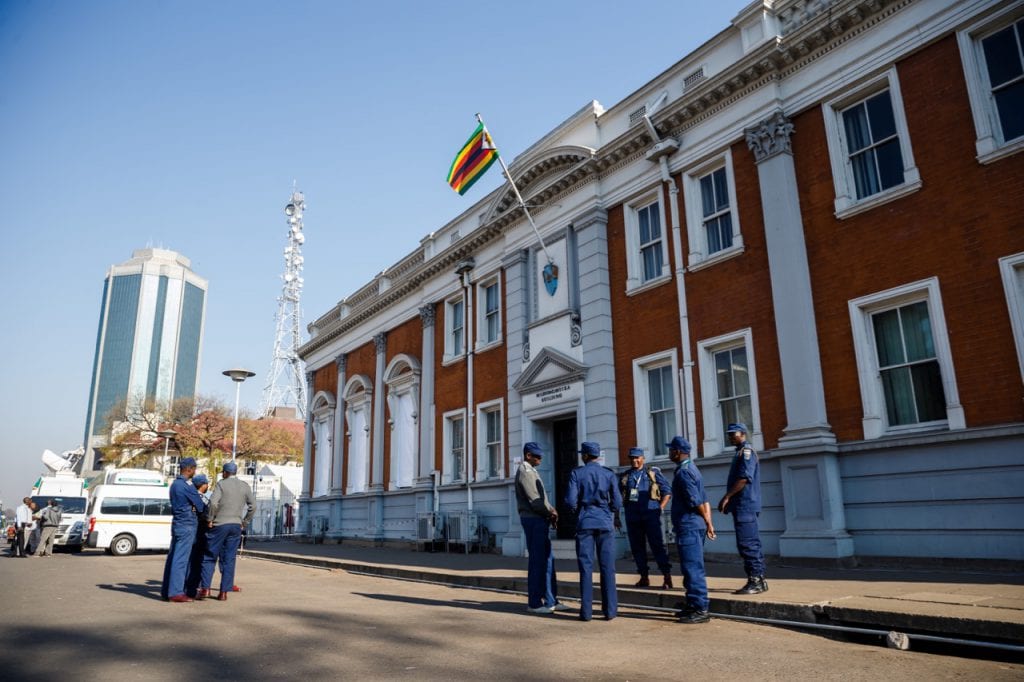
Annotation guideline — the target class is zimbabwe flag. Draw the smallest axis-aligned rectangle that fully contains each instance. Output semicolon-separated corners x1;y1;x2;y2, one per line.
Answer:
446;122;499;195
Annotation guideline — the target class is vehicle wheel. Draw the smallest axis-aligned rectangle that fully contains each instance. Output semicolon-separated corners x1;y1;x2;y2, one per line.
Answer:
110;534;137;557
71;544;84;553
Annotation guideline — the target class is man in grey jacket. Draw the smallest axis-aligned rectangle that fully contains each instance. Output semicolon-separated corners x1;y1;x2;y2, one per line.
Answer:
199;461;255;601
515;442;568;614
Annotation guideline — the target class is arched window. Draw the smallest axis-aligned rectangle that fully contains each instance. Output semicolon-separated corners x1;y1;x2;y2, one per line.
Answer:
309;392;336;497
344;375;373;494
385;354;420;489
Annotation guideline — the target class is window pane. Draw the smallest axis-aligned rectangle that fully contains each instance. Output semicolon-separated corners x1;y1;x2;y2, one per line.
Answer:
850;149;880;199
647;205;661;241
638;205;651;243
732;347;750;395
843;103;872;153
652;411;673;454
872;309;906;367
706;217;722;253
717;213;733;250
875;139;905;190
700;176;715;217
713;168;729;212
899;301;935;362
715;350;734;397
486;284;498;314
911;361;947;422
648;367;665;411
866;91;897;140
994;83;1024;141
983;23;1024;88
641;243;662;281
881;366;917;425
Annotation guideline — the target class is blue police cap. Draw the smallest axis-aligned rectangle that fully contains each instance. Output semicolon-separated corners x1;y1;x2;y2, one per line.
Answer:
666;436;691;453
627;447;644;458
223;461;238;474
726;423;748;435
579;441;601;457
523;442;543;457
192;474;209;486
179;457;197;469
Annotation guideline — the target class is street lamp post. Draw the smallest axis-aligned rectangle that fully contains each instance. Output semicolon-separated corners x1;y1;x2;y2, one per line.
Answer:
158;429;177;474
222;368;255;462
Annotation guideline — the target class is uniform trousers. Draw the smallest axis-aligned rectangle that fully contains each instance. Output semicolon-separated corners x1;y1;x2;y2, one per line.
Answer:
575;528;617;620
521;516;558;609
676;527;709;612
161;521;197;599
733;511;765;577
185;522;208;597
202;523;243;594
624;509;671;576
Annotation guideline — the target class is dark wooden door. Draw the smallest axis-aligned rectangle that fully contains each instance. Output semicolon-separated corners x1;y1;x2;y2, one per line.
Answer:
553;418;578;539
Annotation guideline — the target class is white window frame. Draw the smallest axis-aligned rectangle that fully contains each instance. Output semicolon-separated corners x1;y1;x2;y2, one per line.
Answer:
443;294;466;363
442;408;467;485
310;391;336;498
343;376;372;495
476;275;502;350
476;399;504;480
848;277;965;440
624;190;671;293
958;5;1024;164
822;67;922;219
683;149;744;271
999;252;1024;385
385;354;420;490
632;349;681;462
697;328;764;457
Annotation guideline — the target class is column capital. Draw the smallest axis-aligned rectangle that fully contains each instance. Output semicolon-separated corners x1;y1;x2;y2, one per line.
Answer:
305;370;314;387
335;353;347;371
571;205;609;233
745;110;794;163
419;304;436;328
374;332;388;354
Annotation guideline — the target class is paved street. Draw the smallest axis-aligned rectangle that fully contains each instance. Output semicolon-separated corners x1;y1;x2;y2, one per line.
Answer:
1;551;1020;681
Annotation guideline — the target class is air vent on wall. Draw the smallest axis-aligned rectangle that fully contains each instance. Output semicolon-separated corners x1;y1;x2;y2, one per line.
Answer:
628;105;647;125
683;67;706;90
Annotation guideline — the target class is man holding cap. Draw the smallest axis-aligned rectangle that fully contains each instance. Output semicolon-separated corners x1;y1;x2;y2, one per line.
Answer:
668;436;716;623
201;461;255;601
161;457;207;602
717;423;767;595
515;442;567;614
565;441;621;621
619;447;672;588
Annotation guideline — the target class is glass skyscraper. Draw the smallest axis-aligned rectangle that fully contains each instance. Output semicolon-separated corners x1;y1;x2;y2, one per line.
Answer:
82;249;208;471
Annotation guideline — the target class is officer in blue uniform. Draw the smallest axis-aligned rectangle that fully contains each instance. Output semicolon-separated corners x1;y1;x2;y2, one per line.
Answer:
668;436;716;623
184;473;210;599
160;457;207;602
620;447;673;588
565;441;622;621
717;423;767;595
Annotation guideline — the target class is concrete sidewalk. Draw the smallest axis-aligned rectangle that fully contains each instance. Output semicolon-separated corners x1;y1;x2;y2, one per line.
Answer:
240;540;1024;646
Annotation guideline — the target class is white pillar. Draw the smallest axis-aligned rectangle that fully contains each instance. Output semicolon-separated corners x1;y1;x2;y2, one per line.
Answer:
417;305;436;488
371;332;387;490
332;354;347;494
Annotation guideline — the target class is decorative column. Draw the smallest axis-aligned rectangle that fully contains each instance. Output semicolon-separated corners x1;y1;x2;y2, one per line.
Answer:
417;305;436;489
301;370;315;498
371;332;388;491
331;353;347;494
745;110;852;560
501;250;528;557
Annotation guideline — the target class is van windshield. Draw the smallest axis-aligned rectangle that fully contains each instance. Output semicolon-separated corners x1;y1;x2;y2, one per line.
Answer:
30;496;87;514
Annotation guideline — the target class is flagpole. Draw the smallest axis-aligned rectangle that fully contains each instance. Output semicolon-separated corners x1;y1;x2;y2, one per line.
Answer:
476;113;554;265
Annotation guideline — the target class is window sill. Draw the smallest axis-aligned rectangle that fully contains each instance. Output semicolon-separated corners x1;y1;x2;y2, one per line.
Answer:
441;353;466;367
686;244;745;273
833;177;923;220
626;273;672;297
474;339;503;354
977;137;1024;165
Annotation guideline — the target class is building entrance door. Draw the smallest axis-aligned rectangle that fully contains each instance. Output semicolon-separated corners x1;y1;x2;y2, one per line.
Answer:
552;417;578;540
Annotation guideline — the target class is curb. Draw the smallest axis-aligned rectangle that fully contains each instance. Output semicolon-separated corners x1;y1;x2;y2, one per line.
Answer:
241;549;1023;643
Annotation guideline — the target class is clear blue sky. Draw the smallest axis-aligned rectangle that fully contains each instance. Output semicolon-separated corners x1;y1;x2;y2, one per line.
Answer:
0;0;746;508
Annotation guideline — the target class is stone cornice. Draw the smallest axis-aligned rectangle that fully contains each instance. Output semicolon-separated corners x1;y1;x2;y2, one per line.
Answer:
300;0;909;360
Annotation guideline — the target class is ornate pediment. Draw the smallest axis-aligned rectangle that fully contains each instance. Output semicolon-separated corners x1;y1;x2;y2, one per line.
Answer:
480;145;596;226
513;346;588;394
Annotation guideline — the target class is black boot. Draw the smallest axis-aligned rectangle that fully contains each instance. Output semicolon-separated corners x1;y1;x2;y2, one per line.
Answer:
735;576;768;595
635;575;650;587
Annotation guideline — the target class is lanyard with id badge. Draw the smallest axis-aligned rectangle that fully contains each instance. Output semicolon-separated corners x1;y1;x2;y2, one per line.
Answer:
629;470;644;502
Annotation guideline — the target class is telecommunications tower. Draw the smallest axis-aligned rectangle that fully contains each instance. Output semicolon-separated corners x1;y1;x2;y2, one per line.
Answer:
261;189;308;419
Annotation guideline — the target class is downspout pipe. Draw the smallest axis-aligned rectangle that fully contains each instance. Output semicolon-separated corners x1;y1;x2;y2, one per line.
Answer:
644;113;698;443
455;258;476;512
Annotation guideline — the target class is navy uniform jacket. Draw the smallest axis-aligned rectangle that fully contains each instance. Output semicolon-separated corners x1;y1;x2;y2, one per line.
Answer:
670;459;708;533
620;467;671;517
565;461;622;531
169;476;207;528
725;440;761;513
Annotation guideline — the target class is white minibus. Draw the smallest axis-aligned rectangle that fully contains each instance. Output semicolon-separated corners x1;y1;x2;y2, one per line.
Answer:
86;478;172;556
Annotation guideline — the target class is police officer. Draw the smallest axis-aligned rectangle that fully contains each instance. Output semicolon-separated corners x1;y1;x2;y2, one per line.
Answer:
160;457;207;602
184;473;210;599
620;447;673;588
565;441;622;621
717;423;767;595
668;436;716;623
514;442;568;614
